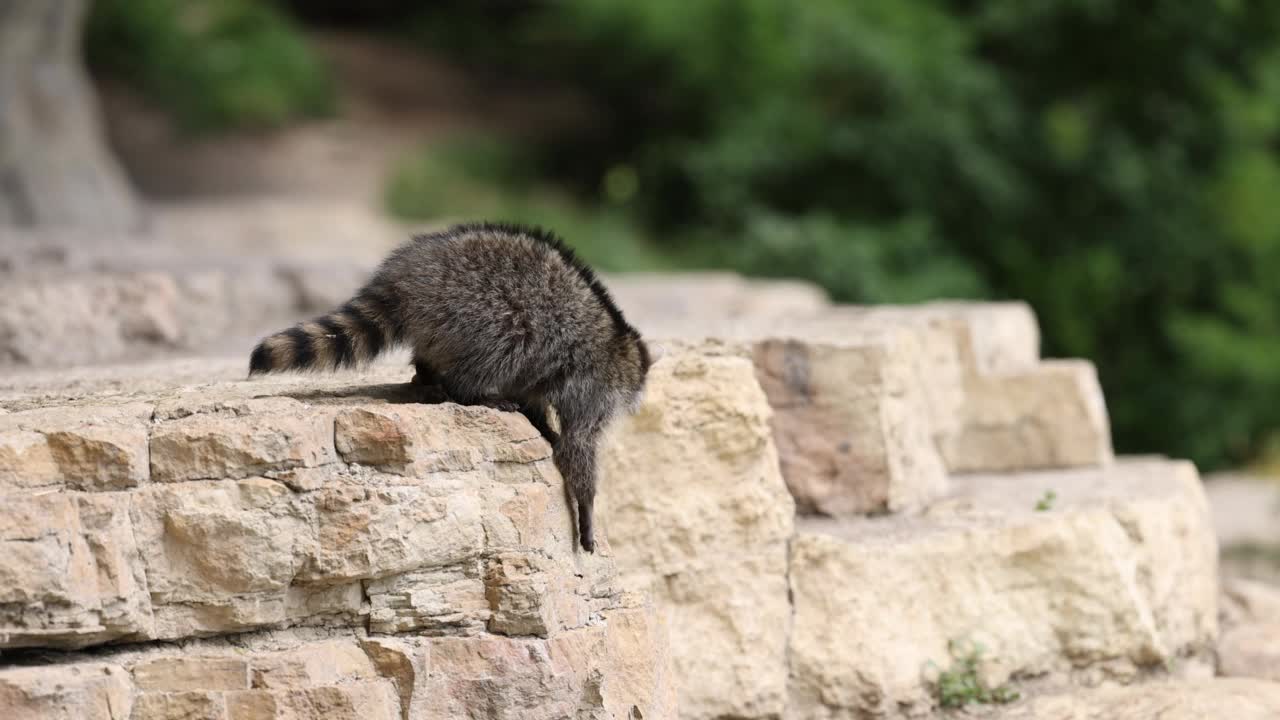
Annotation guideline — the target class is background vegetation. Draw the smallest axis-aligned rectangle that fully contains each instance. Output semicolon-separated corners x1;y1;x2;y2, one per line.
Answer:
86;0;1280;472
87;0;333;132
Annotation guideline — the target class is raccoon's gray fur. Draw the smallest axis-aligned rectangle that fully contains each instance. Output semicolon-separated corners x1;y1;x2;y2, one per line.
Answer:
248;222;653;552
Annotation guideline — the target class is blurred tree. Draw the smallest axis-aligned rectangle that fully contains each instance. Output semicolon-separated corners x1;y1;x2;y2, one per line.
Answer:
400;0;1280;469
0;0;138;228
86;0;334;133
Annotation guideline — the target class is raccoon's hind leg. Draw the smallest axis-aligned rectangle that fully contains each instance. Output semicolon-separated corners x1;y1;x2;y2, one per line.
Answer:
411;358;441;387
552;426;600;553
548;394;605;553
434;373;522;413
409;357;449;403
519;399;559;444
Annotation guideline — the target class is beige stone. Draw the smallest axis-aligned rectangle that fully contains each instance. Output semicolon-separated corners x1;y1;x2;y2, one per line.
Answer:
605;272;829;339
787;460;1217;719
249;639;380;689
485;552;562;637
0;662;134;720
149;400;336;482
0;351;671;714
802;304;1111;478
993;679;1280;720
226;683;400;720
45;423;150;490
333;403;550;475
853;301;1040;374
602;601;680;720
0;429;59;489
941;360;1113;473
657;303;1111;503
413;632;611;720
602;350;794;720
1222;576;1280;627
751;326;953;515
132;691;226;720
365;564;489;636
0;271;188;368
0;492;151;649
133;656;250;692
0;409;150;491
1220;623;1280;681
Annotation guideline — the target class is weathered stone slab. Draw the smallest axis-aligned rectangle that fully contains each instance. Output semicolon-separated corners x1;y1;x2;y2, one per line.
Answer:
603;350;794;720
787;460;1217;719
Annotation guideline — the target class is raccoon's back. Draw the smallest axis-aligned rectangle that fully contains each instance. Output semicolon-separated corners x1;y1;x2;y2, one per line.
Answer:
388;226;619;353
248;223;626;379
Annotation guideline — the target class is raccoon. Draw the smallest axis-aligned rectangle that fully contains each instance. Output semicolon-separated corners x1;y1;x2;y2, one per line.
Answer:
248;222;654;552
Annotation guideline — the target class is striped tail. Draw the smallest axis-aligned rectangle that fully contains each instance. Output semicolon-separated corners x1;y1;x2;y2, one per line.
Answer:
248;286;402;376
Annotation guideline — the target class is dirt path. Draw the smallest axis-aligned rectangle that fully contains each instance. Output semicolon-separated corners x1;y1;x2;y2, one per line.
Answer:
98;30;586;208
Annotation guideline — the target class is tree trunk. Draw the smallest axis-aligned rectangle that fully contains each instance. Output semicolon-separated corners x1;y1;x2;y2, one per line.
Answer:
0;0;138;228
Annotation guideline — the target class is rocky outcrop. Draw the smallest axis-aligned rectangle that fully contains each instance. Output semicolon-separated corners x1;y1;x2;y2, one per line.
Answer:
1;280;1272;719
990;679;1280;719
0;202;400;368
600;351;795;719
0;366;675;719
624;299;1112;518
599;298;1232;720
787;461;1217;718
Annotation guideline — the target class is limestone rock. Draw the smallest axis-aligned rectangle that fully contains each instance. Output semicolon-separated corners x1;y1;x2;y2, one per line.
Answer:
602;600;680;720
0;491;152;648
149;399;337;482
131;692;224;720
1222;576;1280;627
992;679;1280;719
0;363;673;719
0;663;134;720
602;350;795;720
940;360;1113;473
0;403;152;491
605;272;829;339
132;656;250;692
751;325;953;515
786;460;1217;719
1220;623;1280;682
646;302;1112;515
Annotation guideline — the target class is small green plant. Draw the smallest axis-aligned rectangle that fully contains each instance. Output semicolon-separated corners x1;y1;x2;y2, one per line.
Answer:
925;639;1020;710
1034;490;1057;512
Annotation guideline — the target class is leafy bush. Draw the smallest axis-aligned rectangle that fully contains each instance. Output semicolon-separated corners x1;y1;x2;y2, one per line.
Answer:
385;136;666;273
402;0;1280;470
87;0;334;132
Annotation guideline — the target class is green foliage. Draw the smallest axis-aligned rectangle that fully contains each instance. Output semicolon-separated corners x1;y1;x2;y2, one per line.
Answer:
1034;490;1057;512
406;0;1280;470
926;639;1020;709
86;0;334;132
385;136;666;273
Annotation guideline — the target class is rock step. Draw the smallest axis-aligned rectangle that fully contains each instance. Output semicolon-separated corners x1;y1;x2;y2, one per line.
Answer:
0;389;596;650
653;299;1112;516
789;459;1217;718
989;679;1280;719
0;371;676;717
602;346;1214;720
0;615;676;720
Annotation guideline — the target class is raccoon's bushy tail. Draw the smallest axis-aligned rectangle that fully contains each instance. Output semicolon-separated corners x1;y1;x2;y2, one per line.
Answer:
248;285;402;376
